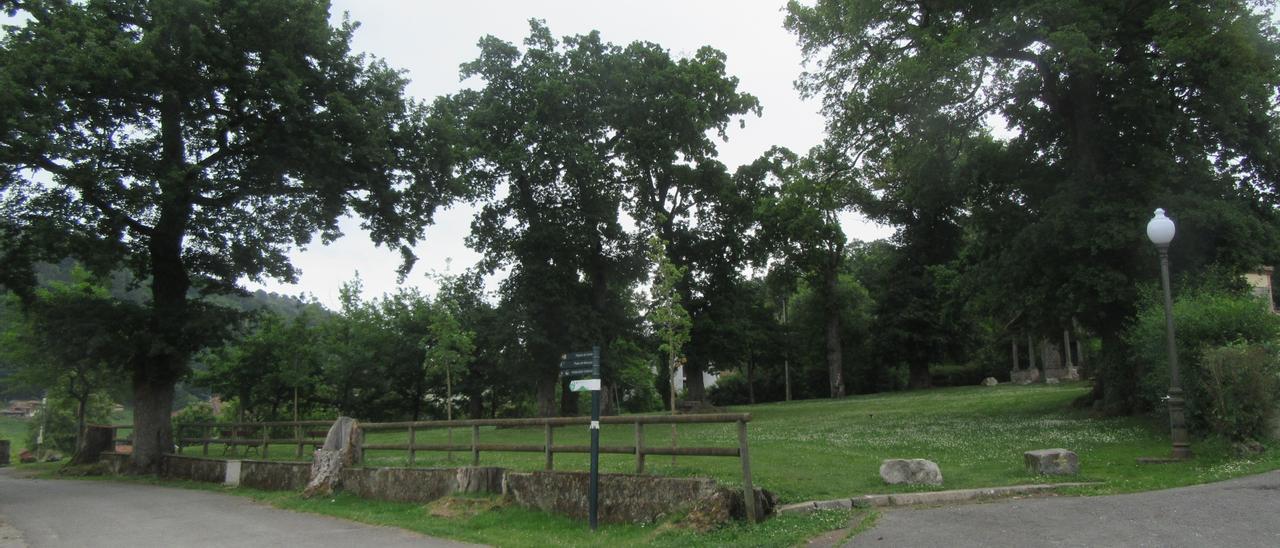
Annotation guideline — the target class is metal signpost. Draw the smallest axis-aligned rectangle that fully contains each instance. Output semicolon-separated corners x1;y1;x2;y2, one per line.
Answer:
560;345;601;531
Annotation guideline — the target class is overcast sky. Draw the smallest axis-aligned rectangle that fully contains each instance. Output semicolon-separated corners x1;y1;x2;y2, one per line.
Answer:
245;0;895;307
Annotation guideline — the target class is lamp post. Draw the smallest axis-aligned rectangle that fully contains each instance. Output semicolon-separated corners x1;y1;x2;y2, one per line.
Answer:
1146;208;1193;460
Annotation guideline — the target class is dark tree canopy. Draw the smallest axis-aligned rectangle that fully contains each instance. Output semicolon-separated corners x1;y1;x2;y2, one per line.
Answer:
787;0;1280;408
451;20;758;414
0;0;458;468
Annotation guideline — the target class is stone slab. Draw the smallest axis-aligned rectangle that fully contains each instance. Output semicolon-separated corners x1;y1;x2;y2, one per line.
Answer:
224;460;241;486
1025;448;1079;476
779;482;1102;514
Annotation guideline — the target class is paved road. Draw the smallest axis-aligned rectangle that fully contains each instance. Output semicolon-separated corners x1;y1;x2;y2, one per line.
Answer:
0;468;475;548
850;470;1280;547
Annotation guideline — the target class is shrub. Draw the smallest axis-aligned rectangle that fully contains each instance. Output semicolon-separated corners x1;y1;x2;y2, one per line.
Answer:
25;391;113;454
707;372;750;406
1129;286;1280;433
173;402;217;428
1199;343;1280;442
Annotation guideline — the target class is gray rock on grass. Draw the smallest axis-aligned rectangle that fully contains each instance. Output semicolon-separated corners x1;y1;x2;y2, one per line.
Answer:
1024;448;1079;476
880;459;943;485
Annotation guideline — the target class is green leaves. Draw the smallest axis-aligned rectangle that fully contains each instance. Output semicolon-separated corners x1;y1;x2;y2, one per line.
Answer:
647;234;690;364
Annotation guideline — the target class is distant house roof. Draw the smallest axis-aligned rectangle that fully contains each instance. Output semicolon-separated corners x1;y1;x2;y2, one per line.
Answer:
2;400;41;417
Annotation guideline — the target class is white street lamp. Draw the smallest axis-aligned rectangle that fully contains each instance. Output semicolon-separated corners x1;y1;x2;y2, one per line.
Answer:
1146;208;1192;460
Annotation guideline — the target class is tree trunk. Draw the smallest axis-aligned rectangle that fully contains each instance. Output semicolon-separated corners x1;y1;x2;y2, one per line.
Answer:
127;89;193;473
130;377;175;472
746;359;755;405
467;386;484;420
1094;329;1140;415
908;361;931;389
782;296;792;402
823;267;845;398
684;361;706;402
601;380;616;416
536;374;557;417
559;376;578;416
74;394;87;454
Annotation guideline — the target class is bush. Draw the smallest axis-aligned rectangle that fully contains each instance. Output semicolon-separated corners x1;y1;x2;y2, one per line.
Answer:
1129;286;1280;433
173;402;217;429
1199;343;1280;442
26;391;113;454
707;372;750;406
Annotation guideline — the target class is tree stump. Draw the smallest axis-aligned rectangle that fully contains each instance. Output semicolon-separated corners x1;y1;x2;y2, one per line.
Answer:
302;417;362;498
70;426;114;465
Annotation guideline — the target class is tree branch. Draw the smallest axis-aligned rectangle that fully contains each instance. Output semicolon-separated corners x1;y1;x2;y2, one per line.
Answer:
32;156;155;236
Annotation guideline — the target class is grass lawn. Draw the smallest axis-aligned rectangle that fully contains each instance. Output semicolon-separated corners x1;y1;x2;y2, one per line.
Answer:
205;381;1280;503
1;415;29;462
55;382;1280;546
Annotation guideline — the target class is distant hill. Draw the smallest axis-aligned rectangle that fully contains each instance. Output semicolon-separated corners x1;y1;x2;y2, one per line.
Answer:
29;259;327;318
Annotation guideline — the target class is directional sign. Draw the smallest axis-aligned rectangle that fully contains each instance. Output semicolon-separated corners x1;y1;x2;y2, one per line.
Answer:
569;379;601;392
559;347;600;378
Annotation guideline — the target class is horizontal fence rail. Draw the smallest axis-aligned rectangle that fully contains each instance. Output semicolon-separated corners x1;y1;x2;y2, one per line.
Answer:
172;420;335;459
361;412;758;521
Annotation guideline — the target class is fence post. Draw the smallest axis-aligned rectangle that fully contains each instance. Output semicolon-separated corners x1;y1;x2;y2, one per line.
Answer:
203;425;211;456
261;424;270;459
471;425;480;466
635;422;645;474
543;423;554;470
737;419;756;523
295;423;303;458
408;424;416;466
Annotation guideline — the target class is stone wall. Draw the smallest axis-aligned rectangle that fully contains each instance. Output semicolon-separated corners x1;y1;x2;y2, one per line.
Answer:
340;466;503;503
100;452;129;474
241;460;311;491
503;471;747;524
153;455;769;525
162;455;227;483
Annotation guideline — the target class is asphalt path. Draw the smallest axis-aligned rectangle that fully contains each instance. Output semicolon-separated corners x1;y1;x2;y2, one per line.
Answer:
849;470;1280;547
0;467;475;548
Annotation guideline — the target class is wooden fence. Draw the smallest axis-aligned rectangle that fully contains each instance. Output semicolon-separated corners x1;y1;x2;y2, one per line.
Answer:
132;412;758;521
361;413;758;520
174;420;334;459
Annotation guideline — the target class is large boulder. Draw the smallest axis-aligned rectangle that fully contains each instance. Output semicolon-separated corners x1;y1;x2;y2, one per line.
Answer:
1024;448;1079;476
981;377;998;387
880;459;943;485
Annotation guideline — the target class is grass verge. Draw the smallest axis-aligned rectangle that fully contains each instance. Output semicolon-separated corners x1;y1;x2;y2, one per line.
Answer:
20;383;1280;546
201;382;1280;502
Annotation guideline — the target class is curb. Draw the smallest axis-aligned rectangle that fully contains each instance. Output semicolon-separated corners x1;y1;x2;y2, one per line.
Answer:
778;482;1101;514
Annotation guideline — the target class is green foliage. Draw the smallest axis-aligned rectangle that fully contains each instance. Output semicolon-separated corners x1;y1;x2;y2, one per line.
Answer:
1129;287;1280;431
706;371;751;406
453;20;757;414
787;272;874;395
1198;343;1280;442
1;271;135;449
1;0;460;465
608;338;662;413
27;390;114;454
648;235;692;370
171;402;217;432
198;312;322;421
786;0;1280;407
423;305;476;420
